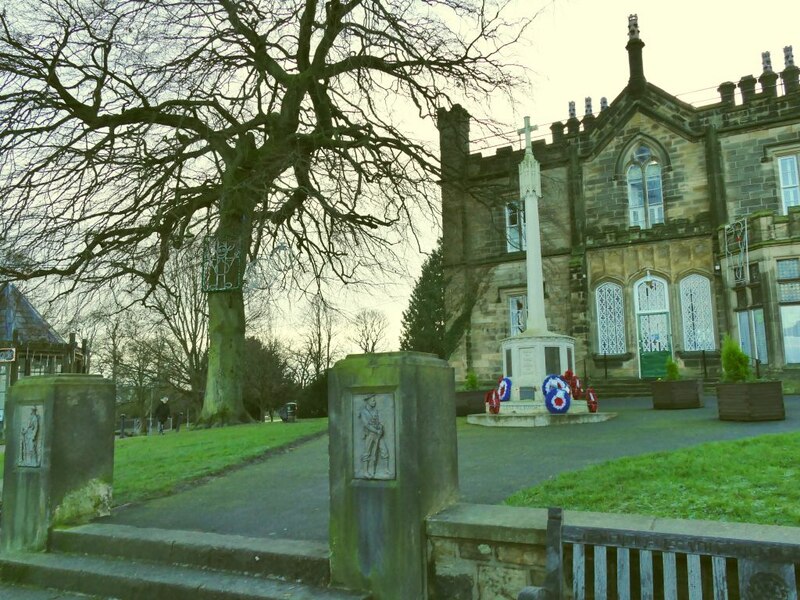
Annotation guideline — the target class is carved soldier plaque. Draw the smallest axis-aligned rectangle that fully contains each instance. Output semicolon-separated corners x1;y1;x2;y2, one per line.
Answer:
352;393;396;480
18;404;43;468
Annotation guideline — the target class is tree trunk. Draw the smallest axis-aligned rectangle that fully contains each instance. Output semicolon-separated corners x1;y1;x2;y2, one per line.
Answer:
201;290;248;424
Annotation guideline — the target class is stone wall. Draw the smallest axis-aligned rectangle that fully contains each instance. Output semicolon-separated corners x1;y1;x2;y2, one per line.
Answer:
427;504;548;600
426;503;800;600
720;123;800;219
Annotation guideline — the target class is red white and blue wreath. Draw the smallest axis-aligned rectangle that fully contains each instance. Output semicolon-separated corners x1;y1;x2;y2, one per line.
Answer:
542;374;571;414
497;377;512;402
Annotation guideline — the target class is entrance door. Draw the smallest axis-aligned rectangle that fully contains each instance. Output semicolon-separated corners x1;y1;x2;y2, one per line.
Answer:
638;313;671;378
635;274;671;379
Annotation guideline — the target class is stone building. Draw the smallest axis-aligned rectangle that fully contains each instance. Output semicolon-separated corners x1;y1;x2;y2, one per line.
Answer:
439;16;800;389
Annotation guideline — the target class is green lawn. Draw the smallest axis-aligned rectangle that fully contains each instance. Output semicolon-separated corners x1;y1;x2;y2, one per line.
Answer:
505;431;800;527
1;419;328;506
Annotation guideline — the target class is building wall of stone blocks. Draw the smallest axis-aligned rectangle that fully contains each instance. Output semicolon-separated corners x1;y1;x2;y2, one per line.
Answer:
720;123;800;219
439;33;800;386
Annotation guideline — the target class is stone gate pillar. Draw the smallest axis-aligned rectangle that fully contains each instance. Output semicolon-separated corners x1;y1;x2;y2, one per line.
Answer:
328;352;458;599
1;374;115;552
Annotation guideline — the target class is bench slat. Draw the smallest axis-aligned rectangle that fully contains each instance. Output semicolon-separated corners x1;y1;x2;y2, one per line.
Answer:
617;547;630;599
687;553;702;600
712;556;728;600
640;549;654;600
573;543;585;600
594;545;607;600
663;552;678;600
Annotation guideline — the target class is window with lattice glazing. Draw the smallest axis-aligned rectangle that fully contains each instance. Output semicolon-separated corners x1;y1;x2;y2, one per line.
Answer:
626;145;664;229
679;274;715;351
596;282;626;354
777;257;800;363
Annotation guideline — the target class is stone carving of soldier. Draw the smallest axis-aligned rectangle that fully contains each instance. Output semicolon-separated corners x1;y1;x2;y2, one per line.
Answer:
20;406;41;467
359;395;389;478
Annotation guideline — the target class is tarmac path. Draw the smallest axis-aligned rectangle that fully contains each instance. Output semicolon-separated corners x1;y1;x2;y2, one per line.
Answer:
103;396;800;541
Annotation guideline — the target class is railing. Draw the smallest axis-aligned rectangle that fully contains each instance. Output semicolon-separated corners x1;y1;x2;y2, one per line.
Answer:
520;507;800;600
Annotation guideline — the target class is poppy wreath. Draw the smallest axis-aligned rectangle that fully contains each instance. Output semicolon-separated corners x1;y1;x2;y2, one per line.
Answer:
543;374;571;414
485;389;501;414
586;388;599;413
497;376;512;402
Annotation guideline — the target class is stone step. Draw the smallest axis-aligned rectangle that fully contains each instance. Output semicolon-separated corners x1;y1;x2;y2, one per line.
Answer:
0;552;368;600
0;582;104;599
50;523;330;586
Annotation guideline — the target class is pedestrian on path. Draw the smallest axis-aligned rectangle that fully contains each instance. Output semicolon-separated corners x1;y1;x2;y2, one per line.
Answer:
155;396;170;435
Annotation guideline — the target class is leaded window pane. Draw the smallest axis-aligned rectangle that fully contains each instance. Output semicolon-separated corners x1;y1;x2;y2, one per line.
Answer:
680;275;715;351
596;283;625;354
777;258;800;280
636;278;667;312
779;282;800;302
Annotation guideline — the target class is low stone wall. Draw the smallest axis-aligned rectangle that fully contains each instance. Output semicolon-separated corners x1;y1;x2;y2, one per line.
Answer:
427;503;800;600
426;504;549;599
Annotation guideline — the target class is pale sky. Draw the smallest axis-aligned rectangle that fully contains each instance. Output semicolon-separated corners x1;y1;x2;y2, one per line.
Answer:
285;1;800;355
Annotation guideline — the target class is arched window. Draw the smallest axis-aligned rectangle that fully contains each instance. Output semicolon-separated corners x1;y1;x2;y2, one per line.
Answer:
680;275;715;351
596;282;625;354
627;145;664;229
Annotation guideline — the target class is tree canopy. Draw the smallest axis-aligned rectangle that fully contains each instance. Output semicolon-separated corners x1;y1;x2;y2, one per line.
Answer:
0;0;527;422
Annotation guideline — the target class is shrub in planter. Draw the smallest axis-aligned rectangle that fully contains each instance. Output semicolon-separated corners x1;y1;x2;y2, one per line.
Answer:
717;335;784;421
651;355;702;409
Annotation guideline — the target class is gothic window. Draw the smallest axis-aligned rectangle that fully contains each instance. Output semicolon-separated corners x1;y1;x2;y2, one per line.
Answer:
627;145;664;229
595;282;625;354
778;154;800;214
508;294;527;336
505;200;526;252
680;275;715;351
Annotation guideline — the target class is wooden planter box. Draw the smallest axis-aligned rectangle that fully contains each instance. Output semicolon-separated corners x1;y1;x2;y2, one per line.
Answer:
716;381;785;421
651;380;703;409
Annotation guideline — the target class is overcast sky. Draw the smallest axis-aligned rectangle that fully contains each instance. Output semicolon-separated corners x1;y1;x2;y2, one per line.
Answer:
289;1;800;356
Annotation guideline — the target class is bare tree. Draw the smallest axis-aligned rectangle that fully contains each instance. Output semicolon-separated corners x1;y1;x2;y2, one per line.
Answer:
350;308;388;354
0;0;528;423
301;295;339;380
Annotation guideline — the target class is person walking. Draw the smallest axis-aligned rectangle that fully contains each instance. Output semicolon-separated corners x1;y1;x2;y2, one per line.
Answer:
154;396;170;435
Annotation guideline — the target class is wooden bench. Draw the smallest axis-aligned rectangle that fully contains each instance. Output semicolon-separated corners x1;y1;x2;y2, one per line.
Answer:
519;507;800;599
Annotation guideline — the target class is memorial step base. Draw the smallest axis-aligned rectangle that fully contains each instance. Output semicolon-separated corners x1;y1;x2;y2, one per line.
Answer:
467;411;617;427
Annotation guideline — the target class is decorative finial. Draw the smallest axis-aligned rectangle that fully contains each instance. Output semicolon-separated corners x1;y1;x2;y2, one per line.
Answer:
584;97;593;116
785;46;795;68
762;51;773;73
600;97;609;111
628;14;639;40
568;101;576;119
517;116;537;155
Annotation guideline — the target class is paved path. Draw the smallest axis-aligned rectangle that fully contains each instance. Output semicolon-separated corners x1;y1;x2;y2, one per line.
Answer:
103;396;800;541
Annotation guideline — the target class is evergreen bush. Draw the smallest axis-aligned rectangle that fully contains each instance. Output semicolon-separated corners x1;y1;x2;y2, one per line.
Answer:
664;356;680;381
464;370;479;391
721;334;752;383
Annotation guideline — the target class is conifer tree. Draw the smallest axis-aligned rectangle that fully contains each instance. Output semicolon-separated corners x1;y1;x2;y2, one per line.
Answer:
400;241;447;359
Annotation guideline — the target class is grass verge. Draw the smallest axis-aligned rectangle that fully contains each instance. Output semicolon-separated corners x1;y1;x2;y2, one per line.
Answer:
505;431;800;527
0;419;328;507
